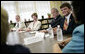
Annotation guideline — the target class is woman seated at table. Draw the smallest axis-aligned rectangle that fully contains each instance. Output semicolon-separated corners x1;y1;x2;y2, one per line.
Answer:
26;13;41;32
53;1;84;53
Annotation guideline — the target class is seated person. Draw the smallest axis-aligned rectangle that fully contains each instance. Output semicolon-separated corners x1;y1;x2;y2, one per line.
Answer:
41;8;63;34
26;13;41;32
11;15;26;31
1;7;30;53
53;1;84;53
13;15;26;31
60;2;76;34
9;20;14;30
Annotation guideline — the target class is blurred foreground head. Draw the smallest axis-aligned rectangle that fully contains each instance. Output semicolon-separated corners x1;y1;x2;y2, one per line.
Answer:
1;7;9;44
72;1;84;24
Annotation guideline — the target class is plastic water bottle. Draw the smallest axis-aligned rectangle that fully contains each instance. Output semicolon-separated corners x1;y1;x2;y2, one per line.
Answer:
57;25;63;41
6;32;20;45
48;25;54;38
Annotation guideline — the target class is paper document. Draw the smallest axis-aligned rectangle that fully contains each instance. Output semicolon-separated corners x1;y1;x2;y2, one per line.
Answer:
24;32;45;45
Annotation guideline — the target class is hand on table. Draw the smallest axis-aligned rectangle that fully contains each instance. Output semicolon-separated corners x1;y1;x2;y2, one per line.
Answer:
25;28;31;32
58;37;72;48
53;27;57;34
58;41;66;48
40;30;48;33
53;42;62;53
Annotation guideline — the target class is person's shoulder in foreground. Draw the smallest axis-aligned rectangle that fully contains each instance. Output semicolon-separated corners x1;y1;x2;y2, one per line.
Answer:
73;24;84;35
1;44;31;53
62;24;84;53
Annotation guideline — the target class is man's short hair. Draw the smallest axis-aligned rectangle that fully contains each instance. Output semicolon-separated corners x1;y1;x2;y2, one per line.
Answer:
16;15;20;19
51;8;59;13
60;2;72;9
31;13;38;18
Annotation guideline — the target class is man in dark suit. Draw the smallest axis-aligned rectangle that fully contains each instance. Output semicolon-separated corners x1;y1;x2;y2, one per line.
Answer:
40;8;63;34
53;1;84;53
51;8;63;28
60;3;76;34
50;8;63;35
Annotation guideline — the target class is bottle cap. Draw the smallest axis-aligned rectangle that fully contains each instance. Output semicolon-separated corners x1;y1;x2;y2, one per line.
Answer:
57;25;60;28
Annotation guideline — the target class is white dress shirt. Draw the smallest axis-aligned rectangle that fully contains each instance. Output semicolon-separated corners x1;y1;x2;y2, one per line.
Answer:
65;12;72;25
27;21;41;31
15;21;26;30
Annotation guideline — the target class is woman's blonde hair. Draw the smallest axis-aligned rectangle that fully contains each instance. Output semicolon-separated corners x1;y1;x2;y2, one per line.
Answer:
1;7;9;44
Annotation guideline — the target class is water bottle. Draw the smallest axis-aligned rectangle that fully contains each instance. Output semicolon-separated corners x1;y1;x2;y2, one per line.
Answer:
57;25;63;41
6;32;20;45
48;25;54;38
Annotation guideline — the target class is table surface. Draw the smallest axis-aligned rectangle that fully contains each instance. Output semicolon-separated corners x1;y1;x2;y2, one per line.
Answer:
7;31;71;53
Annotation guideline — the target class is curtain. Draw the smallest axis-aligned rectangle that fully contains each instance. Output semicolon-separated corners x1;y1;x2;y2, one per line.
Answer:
1;1;51;23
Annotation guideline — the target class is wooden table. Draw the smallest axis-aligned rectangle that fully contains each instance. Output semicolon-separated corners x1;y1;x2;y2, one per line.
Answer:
7;31;71;53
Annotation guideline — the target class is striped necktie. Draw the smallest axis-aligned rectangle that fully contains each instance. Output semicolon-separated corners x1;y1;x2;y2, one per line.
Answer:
63;18;68;30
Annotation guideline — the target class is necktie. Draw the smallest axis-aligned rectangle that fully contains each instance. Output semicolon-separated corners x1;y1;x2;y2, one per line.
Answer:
17;23;19;28
63;18;68;30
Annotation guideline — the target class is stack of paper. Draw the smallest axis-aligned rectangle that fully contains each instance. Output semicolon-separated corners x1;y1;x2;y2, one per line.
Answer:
24;32;45;45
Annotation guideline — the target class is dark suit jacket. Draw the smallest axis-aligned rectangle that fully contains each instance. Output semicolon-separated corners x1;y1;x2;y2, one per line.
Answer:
1;44;31;53
61;14;76;34
51;15;63;28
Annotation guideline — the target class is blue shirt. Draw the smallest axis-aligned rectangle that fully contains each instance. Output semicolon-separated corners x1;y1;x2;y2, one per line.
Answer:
62;24;84;53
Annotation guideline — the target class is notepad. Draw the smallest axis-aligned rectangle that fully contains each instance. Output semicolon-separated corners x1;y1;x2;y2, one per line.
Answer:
35;32;45;38
24;32;45;45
